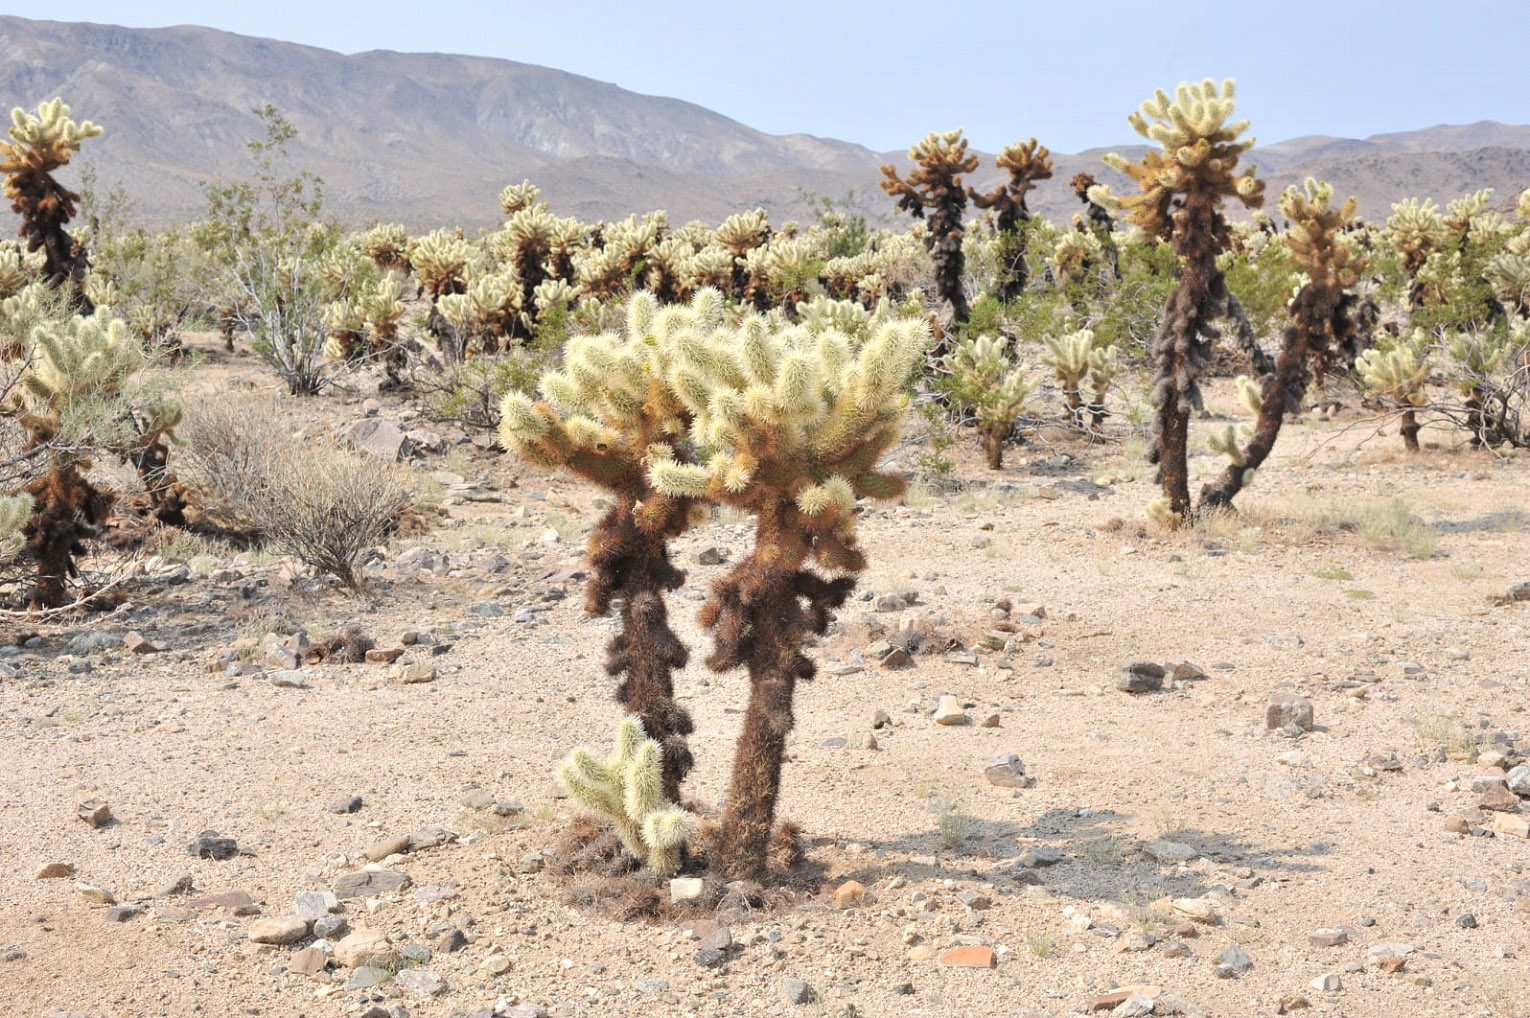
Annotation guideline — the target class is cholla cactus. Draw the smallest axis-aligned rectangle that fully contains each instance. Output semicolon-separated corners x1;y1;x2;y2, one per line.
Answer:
352;223;411;273
410;228;471;299
1049;230;1102;288
881;130;979;326
558;717;690;875
1485;252;1530;314
1042;327;1117;429
1200;178;1368;508
499;179;542;216
1;99;102;305
1386;197;1447;307
1357;337;1429;452
1069;173;1121;278
969;138;1053;299
1103;78;1264;523
1445;189;1493;233
952;334;1036;469
648;311;924;878
499;291;724;799
0;242;45;299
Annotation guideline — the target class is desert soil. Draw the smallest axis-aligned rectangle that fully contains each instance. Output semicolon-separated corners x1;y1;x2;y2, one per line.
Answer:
2;338;1529;1018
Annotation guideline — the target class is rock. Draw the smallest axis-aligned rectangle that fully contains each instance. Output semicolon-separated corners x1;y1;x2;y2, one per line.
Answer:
1172;661;1208;682
395;968;448;995
782;977;817;1004
694;947;726;967
1310;973;1342;992
34;862;74;879
187;831;238;860
1455;913;1478;928
269;669;306;688
945;649;978;667
697;547;723;565
347;966;391;989
188;890;255;913
872;709;892;729
364;647;405;664
1144;841;1197;864
1112;993;1156;1017
1308;929;1348;948
408;826;455;851
689;920;731;952
939;945;996;968
1506;765;1530;796
333;869;410;898
1492;814;1530;838
1508;580;1530;602
334;929;399;969
295;890;338;921
1480;783;1521;812
1116;661;1164;693
467;601;504;617
248;916;309;944
833;879;867;909
1171;897;1218;923
389;662;436;684
881;647;914;669
670;877;705;903
1266;691;1315;731
365;834;411;861
288;947;329;976
984;754;1032;788
432;927;468;953
518;851;544;873
104;906;140;922
73;882;115;905
124;631;161;654
873;594;904;612
312;915;348;939
632;977;666;993
932;695;968;726
77;798;111;828
328;795;363;814
1217;944;1253;973
349;418;410;462
959;891;991;910
1365;943;1414;967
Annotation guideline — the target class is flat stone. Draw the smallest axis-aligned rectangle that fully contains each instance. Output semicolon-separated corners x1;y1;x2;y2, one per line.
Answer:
364;647;405;664
694;946;726;967
1171;897;1219;923
1309;928;1349;948
268;669;306;688
364;835;410;861
73;883;115;905
939;945;996;968
1493;813;1530;838
389;662;436;684
1172;661;1208;682
329;795;363;814
1267;691;1315;731
349;418;410;462
248;916;309;944
1218;944;1253;972
104;906;140;922
189;890;255;912
1310;973;1342;992
688;919;731;952
334;929;398;969
295;890;338;921
34;862;75;879
395;968;448;995
670;877;705;903
1481;784;1521;812
1144;841;1197;864
782;977;817;1004
346;965;392;989
288;947;329;976
333;869;410;899
313;915;348;939
1116;661;1164;693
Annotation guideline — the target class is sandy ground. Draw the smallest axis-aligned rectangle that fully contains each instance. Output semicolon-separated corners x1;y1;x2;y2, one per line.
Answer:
2;342;1529;1018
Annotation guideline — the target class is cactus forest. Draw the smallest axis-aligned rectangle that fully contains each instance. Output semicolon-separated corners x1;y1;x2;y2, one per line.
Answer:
5;65;1530;1018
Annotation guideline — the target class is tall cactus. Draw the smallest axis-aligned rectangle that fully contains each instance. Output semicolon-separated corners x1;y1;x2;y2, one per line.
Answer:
500;291;721;800
1;99;102;310
648;311;924;878
1201;179;1368;507
1103;79;1265;524
1357;336;1430;452
881;130;979;327
969;138;1053;300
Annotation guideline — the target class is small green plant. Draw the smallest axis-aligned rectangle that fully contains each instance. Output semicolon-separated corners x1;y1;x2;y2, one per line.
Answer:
1079;835;1126;867
1358;500;1438;559
558;716;690;875
934;801;973;848
1026;932;1056;957
1312;565;1353;580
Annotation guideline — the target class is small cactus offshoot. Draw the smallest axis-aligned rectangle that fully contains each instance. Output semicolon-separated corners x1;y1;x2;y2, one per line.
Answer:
558;717;690;875
952;334;1035;469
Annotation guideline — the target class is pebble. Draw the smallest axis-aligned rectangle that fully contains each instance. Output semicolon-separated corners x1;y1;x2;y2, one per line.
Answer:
670;877;705;903
1310;973;1342;992
1266;691;1315;731
983;754;1032;788
783;977;817;1004
833;880;867;909
1116;661;1164;693
77;799;112;828
938;946;996;968
333;870;411;898
296;890;338;921
186;830;239;860
334;929;399;969
269;669;306;688
1217;944;1253;973
395;968;448;995
34;862;74;879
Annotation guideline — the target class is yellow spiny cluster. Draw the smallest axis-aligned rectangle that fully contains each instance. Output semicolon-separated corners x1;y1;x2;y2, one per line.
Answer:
1;99;101;177
1279;178;1368;290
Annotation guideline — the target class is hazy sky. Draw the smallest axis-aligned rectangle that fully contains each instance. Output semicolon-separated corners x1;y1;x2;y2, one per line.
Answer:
11;1;1529;153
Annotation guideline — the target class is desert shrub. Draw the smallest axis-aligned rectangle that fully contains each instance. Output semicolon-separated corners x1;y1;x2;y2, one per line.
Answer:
178;402;411;587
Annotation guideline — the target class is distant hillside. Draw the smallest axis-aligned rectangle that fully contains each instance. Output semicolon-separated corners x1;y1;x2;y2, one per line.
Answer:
1;15;1526;231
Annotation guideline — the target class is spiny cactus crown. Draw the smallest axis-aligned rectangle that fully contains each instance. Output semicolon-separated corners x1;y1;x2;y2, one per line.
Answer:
1;98;101;175
1386;198;1448;257
1357;337;1429;405
410;229;472;296
1445;188;1493;232
0;242;44;298
1279;178;1367;289
1042;328;1101;387
995;137;1053;183
954;334;1036;428
558;716;690;875
648;312;924;570
1102;78;1264;238
0;492;32;544
23;308;145;406
499;179;542;216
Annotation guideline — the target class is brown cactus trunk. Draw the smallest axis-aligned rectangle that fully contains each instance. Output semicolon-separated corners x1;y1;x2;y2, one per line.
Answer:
1401;409;1421;452
981;427;1005;470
